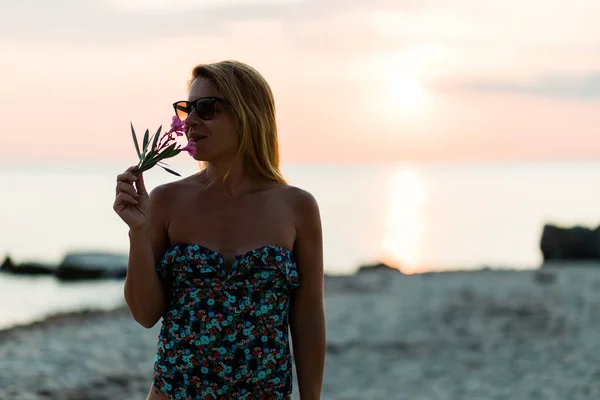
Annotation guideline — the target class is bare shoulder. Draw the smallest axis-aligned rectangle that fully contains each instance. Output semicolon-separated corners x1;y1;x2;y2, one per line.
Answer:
276;184;319;215
146;176;201;226
277;184;319;213
277;185;323;292
148;175;199;202
275;185;321;238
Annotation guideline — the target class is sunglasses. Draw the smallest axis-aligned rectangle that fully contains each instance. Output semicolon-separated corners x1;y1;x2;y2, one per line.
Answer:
172;97;229;121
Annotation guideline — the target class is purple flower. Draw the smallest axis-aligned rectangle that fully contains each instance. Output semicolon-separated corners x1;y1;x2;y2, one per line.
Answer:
181;141;197;157
167;115;186;137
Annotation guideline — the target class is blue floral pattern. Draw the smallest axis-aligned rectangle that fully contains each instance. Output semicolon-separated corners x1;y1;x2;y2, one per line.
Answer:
152;243;300;400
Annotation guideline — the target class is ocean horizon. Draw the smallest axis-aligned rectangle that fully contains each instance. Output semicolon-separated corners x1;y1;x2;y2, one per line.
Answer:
2;159;600;274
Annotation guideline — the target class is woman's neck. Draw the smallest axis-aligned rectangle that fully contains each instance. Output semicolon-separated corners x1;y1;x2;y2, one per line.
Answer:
199;157;261;197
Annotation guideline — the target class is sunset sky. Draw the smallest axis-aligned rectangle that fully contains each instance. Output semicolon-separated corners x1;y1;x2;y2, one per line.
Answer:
2;0;600;164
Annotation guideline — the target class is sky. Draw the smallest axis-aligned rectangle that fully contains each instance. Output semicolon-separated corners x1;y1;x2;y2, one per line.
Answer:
2;0;600;164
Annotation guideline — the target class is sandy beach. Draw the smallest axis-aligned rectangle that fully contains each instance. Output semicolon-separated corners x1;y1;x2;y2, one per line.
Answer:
3;265;600;399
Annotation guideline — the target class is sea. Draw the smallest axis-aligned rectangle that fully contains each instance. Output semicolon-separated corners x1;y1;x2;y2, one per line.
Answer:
1;159;599;329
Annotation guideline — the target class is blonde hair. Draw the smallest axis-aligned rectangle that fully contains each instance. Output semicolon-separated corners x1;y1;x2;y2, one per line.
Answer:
189;60;286;185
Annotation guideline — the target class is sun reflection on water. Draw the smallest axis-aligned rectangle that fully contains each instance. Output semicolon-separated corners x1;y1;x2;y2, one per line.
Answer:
381;168;427;274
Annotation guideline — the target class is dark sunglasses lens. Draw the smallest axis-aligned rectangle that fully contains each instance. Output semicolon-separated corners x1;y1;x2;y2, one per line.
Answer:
174;102;190;120
195;99;215;120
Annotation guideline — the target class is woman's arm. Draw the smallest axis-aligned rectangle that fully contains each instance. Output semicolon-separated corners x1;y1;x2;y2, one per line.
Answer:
124;182;171;328
289;189;326;400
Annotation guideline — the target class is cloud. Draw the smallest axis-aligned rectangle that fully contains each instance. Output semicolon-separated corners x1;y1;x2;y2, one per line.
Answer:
2;0;600;101
109;0;301;13
3;0;600;53
458;73;600;100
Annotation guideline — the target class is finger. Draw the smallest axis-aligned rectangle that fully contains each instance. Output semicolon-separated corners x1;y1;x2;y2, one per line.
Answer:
115;175;136;197
117;172;137;185
115;167;138;185
117;165;139;180
117;171;138;184
114;192;139;207
135;172;148;196
116;181;139;199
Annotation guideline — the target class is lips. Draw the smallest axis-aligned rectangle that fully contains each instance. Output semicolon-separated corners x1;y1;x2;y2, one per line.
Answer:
188;133;208;141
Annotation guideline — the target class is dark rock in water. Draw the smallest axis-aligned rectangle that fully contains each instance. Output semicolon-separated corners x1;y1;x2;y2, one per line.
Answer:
11;262;55;275
357;262;402;274
0;255;14;272
0;255;55;275
540;224;600;262
55;252;128;281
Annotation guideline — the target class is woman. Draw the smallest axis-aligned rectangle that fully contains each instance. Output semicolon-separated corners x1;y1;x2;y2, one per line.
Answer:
113;60;326;400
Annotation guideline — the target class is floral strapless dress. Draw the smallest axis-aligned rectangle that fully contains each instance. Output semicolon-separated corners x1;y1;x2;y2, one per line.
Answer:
152;243;300;400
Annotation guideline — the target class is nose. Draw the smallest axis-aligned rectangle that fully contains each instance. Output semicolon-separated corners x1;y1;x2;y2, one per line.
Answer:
183;110;204;138
184;110;199;126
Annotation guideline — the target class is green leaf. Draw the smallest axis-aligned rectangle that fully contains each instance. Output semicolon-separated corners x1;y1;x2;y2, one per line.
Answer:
151;125;162;151
145;149;156;161
151;146;176;165
162;144;183;158
141;132;155;159
131;122;141;160
141;150;169;168
169;149;183;158
140;145;160;168
138;155;154;171
142;129;149;155
168;146;183;157
135;164;150;174
137;140;185;173
159;165;181;176
157;143;179;160
140;158;161;171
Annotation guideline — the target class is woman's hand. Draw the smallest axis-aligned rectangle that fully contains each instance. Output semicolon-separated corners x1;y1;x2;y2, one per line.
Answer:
113;165;150;231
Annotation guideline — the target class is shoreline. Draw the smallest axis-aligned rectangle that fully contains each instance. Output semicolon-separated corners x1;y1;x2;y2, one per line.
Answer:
0;306;131;337
0;264;584;333
3;267;600;398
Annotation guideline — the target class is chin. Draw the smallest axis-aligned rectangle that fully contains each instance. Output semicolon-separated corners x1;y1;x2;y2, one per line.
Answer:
190;147;237;165
191;154;208;162
190;151;213;163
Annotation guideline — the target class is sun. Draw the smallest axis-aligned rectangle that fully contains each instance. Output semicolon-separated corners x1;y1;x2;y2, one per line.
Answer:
387;75;425;109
